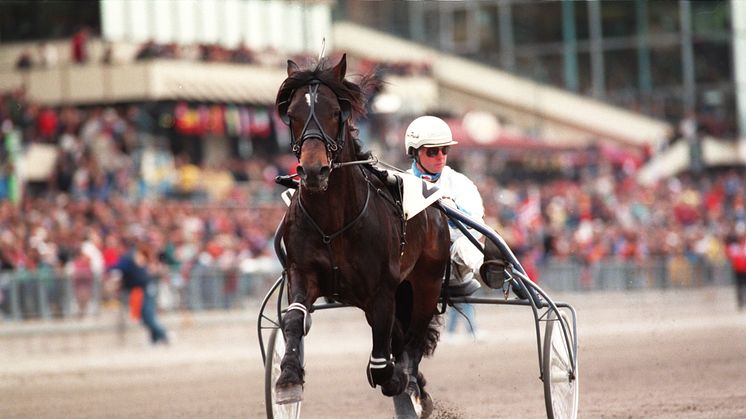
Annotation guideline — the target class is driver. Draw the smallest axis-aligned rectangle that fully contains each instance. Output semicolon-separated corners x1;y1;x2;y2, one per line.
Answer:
405;115;486;296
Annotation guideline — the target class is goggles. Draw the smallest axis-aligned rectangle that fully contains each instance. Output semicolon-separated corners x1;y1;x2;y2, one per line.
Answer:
424;146;450;157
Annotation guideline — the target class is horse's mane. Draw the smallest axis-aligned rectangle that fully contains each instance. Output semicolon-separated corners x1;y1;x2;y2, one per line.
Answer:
276;57;380;160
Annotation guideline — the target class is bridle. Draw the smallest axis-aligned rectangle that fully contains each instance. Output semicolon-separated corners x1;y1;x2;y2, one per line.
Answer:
279;80;351;165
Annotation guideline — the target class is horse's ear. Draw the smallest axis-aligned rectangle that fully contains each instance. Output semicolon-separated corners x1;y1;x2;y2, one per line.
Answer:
287;60;300;77
332;53;347;82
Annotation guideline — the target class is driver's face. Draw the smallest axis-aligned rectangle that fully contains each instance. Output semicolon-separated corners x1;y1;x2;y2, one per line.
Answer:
417;146;448;174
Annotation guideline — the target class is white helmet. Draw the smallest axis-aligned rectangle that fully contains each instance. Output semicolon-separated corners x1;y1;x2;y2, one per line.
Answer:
404;116;458;155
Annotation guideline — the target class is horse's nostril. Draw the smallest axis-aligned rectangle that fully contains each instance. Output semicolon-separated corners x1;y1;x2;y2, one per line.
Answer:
296;166;307;180
319;166;331;178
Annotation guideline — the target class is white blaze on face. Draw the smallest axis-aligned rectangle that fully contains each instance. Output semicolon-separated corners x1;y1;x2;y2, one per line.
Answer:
304;92;317;106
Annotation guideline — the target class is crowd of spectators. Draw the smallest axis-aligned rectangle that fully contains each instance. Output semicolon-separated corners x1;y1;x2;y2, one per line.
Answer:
2;77;746;316
134;39;274;67
472;161;744;286
131;39;433;79
14;33;433;82
0;194;284;316
0;88;290;316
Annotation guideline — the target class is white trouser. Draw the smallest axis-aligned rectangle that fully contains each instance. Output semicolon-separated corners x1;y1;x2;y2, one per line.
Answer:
449;235;484;285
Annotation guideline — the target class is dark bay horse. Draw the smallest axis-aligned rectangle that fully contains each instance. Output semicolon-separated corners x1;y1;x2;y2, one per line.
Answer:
274;54;450;415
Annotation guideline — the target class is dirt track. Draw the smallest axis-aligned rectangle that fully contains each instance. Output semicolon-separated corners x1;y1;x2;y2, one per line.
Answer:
1;287;746;418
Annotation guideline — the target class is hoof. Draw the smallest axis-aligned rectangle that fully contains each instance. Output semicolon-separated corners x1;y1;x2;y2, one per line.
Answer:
393;391;422;419
419;391;433;419
393;391;420;419
380;372;407;397
275;384;303;404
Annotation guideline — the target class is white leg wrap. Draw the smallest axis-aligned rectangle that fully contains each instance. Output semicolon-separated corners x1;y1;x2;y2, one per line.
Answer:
368;355;391;369
286;302;309;336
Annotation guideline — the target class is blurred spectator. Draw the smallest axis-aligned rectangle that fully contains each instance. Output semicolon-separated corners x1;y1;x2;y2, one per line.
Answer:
15;50;33;70
109;240;170;345
135;39;160;61
102;234;124;269
36;106;58;141
36;41;58;68
725;224;746;310
65;247;95;318
101;42;113;65
232;41;255;64
446;303;478;341
71;27;90;64
170;153;205;200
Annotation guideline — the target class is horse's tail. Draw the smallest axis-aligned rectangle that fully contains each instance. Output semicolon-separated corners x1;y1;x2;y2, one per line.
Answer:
391;311;441;357
422;314;442;357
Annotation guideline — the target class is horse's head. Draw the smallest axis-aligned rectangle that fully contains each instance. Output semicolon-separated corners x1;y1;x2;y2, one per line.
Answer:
276;55;354;192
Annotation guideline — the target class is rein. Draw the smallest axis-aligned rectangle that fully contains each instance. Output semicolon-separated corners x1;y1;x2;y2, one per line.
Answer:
332;156;378;169
274;157;379;188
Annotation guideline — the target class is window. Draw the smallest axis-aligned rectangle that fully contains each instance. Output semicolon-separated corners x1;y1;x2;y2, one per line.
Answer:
691;0;730;35
422;7;441;49
648;0;680;34
601;0;637;38
650;46;682;88
693;40;732;83
0;0;101;41
512;2;562;45
476;3;501;66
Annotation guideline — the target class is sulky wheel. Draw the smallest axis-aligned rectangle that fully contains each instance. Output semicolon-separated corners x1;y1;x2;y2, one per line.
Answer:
265;328;303;419
543;311;579;419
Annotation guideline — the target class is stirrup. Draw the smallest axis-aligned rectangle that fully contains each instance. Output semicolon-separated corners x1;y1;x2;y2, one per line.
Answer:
483;262;529;300
479;259;507;289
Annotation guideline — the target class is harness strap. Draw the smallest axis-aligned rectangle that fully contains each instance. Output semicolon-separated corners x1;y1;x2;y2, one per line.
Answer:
298;183;371;244
298;181;371;297
361;165;407;254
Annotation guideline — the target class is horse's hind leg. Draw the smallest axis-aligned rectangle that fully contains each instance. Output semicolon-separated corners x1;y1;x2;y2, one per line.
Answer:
390;348;434;418
399;275;442;418
366;289;408;397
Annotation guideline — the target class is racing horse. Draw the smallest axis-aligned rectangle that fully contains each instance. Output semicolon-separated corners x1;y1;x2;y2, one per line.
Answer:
274;54;450;415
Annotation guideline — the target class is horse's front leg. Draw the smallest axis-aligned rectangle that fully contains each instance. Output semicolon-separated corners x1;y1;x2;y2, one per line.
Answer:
366;288;408;397
275;270;316;404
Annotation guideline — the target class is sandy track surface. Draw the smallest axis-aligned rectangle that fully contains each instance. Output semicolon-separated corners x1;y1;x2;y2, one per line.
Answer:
1;287;745;418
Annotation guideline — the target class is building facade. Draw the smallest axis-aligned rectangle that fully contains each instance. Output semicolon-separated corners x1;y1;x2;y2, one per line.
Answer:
338;0;737;140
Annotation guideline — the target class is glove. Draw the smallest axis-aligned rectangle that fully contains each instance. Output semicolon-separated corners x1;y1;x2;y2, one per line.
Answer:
440;197;457;209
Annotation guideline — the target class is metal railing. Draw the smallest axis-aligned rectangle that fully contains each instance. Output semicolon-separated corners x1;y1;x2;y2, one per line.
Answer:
537;257;734;292
0;257;736;322
0;267;279;322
